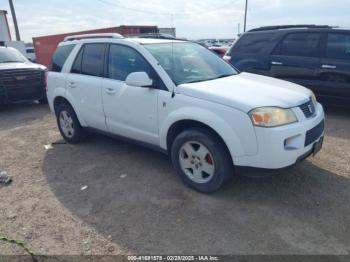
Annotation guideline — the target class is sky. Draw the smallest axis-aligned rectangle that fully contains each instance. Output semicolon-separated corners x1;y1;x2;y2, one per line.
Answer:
1;0;350;42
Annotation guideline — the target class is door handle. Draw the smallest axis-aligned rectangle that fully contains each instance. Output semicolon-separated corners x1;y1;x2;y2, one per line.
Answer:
106;88;117;95
322;64;337;69
68;81;77;88
271;61;283;66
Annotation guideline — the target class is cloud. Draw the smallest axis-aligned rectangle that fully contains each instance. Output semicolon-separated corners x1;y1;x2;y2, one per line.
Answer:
1;0;349;42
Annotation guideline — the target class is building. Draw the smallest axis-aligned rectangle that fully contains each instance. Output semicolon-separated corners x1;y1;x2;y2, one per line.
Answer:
0;10;12;45
0;9;27;57
33;25;159;66
159;27;176;37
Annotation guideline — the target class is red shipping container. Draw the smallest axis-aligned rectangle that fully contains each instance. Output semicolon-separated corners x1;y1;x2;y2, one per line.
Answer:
33;25;158;66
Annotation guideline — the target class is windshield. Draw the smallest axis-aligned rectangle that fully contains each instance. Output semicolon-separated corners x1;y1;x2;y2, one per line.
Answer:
144;42;237;85
0;48;27;63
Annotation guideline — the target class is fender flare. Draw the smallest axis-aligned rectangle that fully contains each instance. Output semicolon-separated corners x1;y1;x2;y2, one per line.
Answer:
52;89;87;127
159;107;246;159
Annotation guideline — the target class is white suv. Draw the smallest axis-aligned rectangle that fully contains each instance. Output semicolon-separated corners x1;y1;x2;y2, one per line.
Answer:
47;33;325;193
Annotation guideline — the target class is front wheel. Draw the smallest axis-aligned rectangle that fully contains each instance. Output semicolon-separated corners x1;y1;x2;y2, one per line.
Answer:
171;128;234;193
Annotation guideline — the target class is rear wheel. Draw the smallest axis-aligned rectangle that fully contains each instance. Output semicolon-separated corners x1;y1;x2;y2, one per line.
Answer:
171;128;234;193
56;103;87;144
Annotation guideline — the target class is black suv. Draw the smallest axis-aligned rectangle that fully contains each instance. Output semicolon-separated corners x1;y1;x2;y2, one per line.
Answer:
0;46;47;104
225;25;350;107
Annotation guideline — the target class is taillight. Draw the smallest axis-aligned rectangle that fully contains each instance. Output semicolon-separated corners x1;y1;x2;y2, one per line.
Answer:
44;70;48;92
223;55;231;63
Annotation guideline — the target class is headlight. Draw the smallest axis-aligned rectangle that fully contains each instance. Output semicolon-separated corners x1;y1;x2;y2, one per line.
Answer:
310;91;317;105
249;107;298;127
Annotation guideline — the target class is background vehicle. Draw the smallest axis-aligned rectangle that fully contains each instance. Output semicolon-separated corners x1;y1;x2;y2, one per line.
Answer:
0;46;47;104
47;34;324;193
26;46;36;62
209;46;229;58
224;25;350;107
128;33;176;40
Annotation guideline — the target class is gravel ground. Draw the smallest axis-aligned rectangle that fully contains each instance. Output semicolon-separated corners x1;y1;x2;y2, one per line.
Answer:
0;102;349;256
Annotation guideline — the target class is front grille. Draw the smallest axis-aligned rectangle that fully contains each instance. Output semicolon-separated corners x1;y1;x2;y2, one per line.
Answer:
0;69;44;101
299;99;316;118
0;69;43;89
305;120;324;147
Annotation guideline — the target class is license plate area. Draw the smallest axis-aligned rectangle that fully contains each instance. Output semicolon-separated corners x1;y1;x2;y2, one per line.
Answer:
313;137;323;156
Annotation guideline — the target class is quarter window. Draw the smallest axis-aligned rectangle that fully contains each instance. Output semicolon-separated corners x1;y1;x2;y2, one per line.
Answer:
232;33;273;54
276;33;321;57
50;45;75;72
326;33;350;60
108;45;151;81
81;44;106;77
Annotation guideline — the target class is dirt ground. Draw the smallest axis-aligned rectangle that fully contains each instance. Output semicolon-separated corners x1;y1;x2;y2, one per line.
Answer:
0;102;349;256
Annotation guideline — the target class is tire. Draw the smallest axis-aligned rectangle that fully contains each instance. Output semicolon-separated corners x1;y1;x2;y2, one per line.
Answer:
56;103;87;144
171;128;234;193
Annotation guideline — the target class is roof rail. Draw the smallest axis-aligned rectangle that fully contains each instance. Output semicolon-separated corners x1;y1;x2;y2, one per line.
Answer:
64;33;124;41
126;33;177;40
248;25;334;32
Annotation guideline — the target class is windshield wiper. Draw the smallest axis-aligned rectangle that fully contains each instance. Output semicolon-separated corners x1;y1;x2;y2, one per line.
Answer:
0;60;22;63
181;74;235;85
182;79;207;84
216;73;235;79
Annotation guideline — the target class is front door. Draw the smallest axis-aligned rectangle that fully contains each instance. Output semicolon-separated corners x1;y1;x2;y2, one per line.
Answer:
101;44;159;145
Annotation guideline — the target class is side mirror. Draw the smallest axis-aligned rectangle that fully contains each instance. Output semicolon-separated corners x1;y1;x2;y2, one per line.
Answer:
125;72;153;88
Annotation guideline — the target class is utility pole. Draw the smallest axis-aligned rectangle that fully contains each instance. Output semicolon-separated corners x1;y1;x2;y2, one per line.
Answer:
243;0;248;32
8;0;21;41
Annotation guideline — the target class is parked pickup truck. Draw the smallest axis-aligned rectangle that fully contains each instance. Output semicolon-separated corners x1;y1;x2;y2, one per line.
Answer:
47;33;325;193
0;46;47;104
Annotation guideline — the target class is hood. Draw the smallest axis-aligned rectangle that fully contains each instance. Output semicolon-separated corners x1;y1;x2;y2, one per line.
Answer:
0;62;46;71
175;72;312;112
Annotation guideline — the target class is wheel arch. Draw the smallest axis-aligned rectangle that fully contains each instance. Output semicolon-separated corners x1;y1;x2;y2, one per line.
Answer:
166;119;234;163
160;107;247;162
53;95;87;127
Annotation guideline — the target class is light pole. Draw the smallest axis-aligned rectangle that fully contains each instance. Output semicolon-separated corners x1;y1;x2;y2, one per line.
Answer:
8;0;21;41
243;0;248;32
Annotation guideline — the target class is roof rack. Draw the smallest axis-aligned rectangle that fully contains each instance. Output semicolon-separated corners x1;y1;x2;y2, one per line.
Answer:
248;25;334;32
126;33;177;40
64;33;124;41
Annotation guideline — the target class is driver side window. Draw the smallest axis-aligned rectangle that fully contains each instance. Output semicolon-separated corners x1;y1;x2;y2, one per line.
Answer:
108;45;151;81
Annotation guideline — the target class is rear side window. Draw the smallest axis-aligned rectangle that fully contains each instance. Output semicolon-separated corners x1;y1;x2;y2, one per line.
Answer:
326;33;350;60
50;45;75;72
107;44;151;81
81;44;106;77
232;33;273;54
275;33;321;57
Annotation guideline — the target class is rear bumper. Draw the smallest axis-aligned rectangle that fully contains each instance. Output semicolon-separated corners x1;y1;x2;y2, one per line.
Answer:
233;103;325;169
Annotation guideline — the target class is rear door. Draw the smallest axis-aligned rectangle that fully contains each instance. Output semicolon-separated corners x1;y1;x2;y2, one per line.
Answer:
66;43;108;131
318;32;350;105
269;32;322;90
48;44;75;106
228;32;274;73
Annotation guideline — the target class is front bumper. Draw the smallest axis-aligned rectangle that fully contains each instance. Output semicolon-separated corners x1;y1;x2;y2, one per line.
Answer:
0;69;45;104
234;103;325;169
